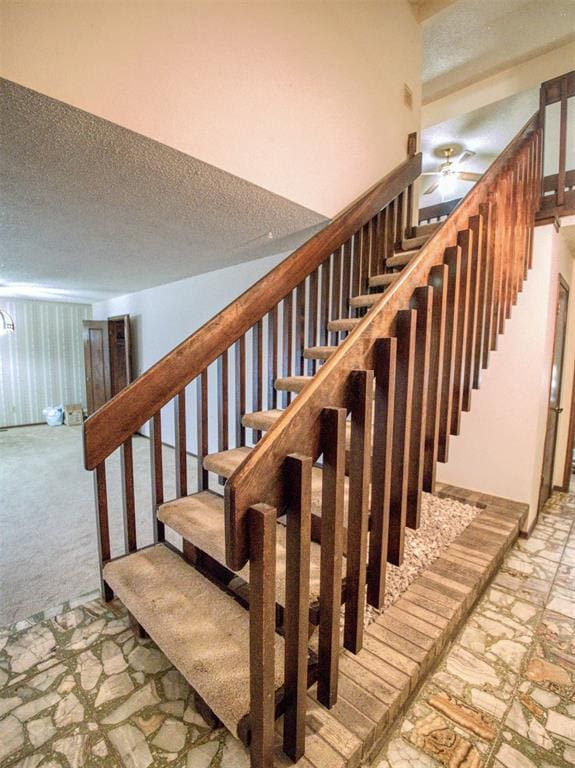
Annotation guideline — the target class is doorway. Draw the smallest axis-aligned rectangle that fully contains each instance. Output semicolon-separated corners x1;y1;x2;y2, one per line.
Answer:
539;276;569;510
561;366;575;493
83;315;132;415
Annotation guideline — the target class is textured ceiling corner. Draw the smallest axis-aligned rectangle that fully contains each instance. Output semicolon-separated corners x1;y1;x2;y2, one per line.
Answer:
0;79;327;302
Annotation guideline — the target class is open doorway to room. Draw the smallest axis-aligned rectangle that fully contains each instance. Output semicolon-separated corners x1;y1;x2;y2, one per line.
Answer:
539;276;570;511
561;368;575;494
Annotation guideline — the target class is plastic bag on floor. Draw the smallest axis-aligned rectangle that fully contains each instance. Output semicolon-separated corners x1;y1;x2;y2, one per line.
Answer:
43;405;64;427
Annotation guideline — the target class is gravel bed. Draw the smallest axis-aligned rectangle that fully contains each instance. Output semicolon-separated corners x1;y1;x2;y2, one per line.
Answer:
364;491;479;626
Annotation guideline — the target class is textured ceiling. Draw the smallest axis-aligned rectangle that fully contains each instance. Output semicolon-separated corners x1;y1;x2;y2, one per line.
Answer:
423;0;575;102
420;88;540;208
0;80;326;302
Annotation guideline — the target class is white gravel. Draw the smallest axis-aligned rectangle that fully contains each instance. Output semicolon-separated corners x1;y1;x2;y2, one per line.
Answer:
364;491;478;625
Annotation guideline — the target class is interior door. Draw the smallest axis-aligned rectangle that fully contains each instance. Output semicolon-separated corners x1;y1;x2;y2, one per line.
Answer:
539;277;569;509
108;315;132;396
83;320;112;415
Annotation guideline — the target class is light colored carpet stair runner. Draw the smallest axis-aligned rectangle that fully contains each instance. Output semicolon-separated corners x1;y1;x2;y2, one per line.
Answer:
104;544;285;738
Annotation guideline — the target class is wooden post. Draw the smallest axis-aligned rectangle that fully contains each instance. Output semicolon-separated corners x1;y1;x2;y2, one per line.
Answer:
438;246;461;463
423;265;447;493
249;503;277;768
388;309;416;566
463;215;483;411
94;462;113;601
283;454;312;761
344;369;374;653
318;407;346;708
196;370;209;490
150;411;164;542
367;337;396;608
406;286;433;528
174;390;188;498
120;437;136;553
451;229;473;435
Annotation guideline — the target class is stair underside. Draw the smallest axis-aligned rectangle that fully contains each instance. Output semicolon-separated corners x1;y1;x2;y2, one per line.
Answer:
157;490;330;605
103;543;284;738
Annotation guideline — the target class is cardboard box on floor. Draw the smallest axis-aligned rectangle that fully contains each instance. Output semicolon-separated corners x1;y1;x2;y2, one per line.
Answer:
64;404;84;426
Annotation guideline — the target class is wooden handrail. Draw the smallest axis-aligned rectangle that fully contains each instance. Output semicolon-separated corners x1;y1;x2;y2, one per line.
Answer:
225;113;539;570
83;153;422;470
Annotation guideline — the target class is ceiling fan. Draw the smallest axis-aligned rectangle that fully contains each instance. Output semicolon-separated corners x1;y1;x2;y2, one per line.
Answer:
422;147;482;196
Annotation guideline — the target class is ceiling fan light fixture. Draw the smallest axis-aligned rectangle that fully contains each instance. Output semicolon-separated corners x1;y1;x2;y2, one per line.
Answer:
438;170;456;198
0;309;15;336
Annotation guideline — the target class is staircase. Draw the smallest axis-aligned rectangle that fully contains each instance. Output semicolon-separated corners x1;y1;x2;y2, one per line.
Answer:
84;106;544;767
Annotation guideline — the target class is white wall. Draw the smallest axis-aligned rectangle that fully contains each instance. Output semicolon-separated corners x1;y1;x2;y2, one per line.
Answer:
0;0;422;218
0;299;90;426
437;223;575;529
92;248;289;451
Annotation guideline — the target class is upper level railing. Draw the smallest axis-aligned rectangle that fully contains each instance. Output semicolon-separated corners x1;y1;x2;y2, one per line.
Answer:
419;198;461;226
538;69;575;222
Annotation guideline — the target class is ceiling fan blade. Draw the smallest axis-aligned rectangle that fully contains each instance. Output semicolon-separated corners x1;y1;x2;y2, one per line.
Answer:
457;150;476;166
423;181;440;195
456;171;482;182
421;171;440;176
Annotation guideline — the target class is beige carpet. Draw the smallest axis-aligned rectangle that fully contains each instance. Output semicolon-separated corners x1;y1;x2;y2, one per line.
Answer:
0;425;479;631
0;425;195;626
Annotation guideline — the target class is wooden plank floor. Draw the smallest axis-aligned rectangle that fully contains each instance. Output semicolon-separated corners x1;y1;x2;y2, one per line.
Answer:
275;485;528;768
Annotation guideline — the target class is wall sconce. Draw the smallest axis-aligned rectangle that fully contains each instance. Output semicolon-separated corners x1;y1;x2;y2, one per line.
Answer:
0;309;15;336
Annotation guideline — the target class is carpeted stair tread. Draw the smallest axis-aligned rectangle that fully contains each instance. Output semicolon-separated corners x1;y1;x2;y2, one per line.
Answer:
103;544;284;737
157;491;327;606
385;250;417;268
203;446;251;477
349;292;382;309
367;272;397;289
241;409;353;444
242;409;284;431
202;447;350;515
303;345;339;360
402;233;430;250
274;375;313;393
327;318;361;333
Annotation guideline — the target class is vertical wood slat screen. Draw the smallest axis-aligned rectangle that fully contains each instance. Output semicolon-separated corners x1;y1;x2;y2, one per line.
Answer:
0;299;90;427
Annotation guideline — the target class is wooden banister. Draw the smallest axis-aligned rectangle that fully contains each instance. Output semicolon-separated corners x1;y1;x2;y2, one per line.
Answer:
83;153;421;470
225;113;539;570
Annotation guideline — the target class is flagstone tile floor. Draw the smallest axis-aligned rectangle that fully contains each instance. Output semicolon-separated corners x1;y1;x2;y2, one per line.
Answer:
0;491;573;768
371;491;575;768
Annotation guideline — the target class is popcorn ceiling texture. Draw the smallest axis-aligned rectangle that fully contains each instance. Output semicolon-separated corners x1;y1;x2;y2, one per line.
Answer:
0;78;326;302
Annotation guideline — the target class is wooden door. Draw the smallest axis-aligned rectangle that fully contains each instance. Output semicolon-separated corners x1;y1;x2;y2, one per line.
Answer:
108;315;132;396
83;321;112;415
539;277;569;509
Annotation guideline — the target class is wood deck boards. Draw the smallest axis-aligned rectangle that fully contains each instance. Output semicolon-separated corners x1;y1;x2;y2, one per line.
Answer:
278;487;526;767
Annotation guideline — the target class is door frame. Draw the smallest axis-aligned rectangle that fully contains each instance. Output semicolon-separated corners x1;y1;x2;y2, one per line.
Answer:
538;274;569;512
108;314;133;395
560;345;575;491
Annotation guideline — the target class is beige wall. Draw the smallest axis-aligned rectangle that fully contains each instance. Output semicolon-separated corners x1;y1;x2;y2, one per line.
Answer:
437;223;575;530
0;0;421;218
